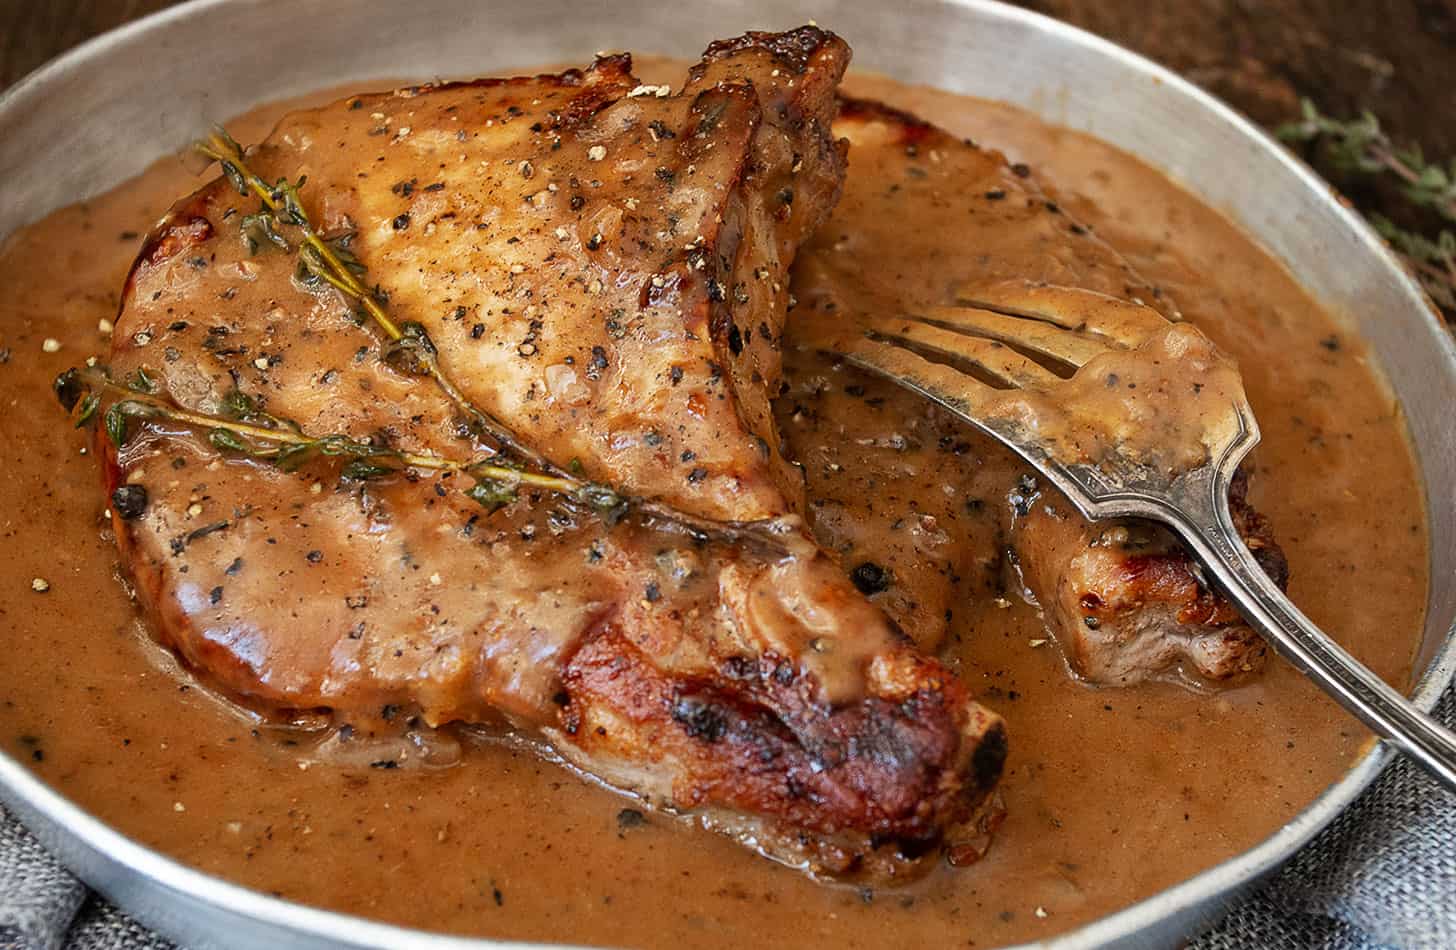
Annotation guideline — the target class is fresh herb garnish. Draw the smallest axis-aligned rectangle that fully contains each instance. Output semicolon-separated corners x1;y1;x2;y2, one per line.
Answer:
56;127;786;552
1278;100;1455;315
193;128;536;458
56;367;623;517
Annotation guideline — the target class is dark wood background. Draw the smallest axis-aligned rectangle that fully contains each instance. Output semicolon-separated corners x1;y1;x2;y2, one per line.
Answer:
3;0;1452;151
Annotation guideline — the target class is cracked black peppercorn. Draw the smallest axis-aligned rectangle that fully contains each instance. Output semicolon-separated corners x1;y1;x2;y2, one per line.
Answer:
671;695;727;742
111;484;149;520
850;561;890;595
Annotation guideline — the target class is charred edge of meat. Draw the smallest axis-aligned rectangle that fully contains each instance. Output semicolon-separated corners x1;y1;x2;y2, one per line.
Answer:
561;629;998;851
698;26;844;77
409;52;636;127
1095;552;1244;627
124;192;215;304
1106;468;1288;629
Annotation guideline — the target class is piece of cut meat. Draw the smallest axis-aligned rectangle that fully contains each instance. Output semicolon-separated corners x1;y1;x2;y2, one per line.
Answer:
1011;471;1283;684
783;95;1286;685
95;29;1005;880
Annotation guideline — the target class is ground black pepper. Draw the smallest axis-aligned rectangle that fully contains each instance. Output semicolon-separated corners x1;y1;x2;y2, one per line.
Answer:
111;484;148;520
850;561;891;595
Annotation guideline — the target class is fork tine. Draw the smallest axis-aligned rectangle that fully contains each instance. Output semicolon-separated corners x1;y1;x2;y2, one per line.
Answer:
836;334;1000;419
954;280;1168;348
909;305;1109;368
862;315;1063;389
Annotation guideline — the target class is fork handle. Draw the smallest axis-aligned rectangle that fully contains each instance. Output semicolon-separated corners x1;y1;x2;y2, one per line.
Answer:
1165;489;1456;792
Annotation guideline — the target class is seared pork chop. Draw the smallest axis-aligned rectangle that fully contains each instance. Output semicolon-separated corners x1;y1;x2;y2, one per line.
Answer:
785;96;1284;685
96;30;1005;879
1013;471;1283;683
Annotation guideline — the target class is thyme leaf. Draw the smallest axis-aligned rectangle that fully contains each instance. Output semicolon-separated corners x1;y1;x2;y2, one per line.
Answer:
466;476;518;512
218;386;299;433
125;367;157;394
340;459;396;482
57;367;576;514
208;427;249;453
73;393;100;428
1278;99;1456;319
241;211;289;255
1370;214;1456;312
104;399;157;448
382;321;439;377
1278;100;1455;222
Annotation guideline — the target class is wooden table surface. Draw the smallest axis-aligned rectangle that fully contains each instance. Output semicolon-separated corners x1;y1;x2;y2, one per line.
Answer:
0;0;179;88
3;0;1452;150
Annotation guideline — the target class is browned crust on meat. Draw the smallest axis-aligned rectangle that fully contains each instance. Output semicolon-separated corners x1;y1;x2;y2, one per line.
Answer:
1230;467;1289;590
562;626;1004;875
1075;472;1287;631
123;193;213;304
1014;468;1282;684
698;26;846;78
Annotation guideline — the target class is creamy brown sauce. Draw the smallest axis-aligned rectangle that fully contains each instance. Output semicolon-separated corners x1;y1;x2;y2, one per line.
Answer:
0;60;1428;948
986;322;1251;475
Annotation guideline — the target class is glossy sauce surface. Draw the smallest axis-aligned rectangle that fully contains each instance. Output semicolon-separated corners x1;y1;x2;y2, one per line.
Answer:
0;63;1429;947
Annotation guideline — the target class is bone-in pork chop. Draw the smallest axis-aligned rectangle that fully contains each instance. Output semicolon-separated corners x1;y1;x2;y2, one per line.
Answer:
95;30;1005;880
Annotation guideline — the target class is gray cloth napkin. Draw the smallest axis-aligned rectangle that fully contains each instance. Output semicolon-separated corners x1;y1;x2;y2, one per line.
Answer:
0;809;167;950
1192;683;1456;950
2;685;1453;949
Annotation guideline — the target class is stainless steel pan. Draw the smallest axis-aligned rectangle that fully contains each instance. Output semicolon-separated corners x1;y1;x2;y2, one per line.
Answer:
1;1;1452;947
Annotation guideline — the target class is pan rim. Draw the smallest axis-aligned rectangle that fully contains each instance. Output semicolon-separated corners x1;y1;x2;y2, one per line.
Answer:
0;1;1451;948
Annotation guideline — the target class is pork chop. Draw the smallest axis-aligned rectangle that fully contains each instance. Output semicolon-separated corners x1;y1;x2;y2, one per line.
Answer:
90;30;1005;880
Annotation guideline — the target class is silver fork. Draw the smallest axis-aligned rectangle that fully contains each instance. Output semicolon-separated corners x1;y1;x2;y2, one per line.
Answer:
819;278;1456;791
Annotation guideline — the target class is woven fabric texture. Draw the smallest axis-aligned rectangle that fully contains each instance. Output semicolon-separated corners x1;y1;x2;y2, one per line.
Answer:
1192;684;1456;950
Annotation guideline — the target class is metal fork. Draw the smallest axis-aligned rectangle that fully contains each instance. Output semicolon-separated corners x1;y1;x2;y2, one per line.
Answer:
820;278;1456;791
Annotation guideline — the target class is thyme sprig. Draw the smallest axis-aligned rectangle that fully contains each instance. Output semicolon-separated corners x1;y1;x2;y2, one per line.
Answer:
54;366;623;518
1278;100;1456;314
193;128;551;469
189;126;779;548
1368;216;1456;312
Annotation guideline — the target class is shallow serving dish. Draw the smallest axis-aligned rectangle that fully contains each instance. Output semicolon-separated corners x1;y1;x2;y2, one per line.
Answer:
0;0;1452;947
